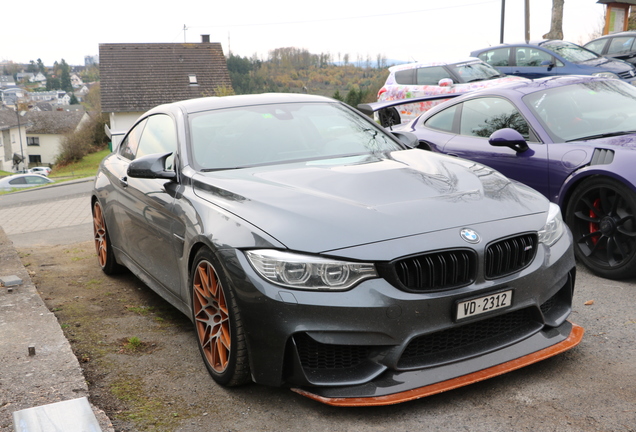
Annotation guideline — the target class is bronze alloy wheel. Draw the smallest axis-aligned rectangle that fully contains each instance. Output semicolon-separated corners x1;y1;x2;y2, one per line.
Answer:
193;259;231;373
93;201;108;268
92;200;121;275
191;248;250;386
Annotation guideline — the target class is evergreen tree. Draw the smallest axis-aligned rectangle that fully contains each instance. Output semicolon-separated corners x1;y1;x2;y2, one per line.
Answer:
59;59;72;92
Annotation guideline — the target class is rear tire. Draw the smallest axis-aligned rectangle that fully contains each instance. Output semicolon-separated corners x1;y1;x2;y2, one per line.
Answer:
92;200;122;275
191;248;250;386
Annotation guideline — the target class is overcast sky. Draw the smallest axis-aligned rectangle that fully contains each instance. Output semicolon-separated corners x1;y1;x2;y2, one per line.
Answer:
1;0;606;66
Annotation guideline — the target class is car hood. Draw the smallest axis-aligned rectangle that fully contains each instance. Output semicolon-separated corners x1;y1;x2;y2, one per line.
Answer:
192;150;547;253
576;56;634;73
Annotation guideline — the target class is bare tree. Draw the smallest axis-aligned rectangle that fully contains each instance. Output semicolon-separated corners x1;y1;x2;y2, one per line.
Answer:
543;0;564;40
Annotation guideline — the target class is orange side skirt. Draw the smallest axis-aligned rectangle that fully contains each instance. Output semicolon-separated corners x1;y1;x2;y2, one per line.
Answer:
292;322;584;407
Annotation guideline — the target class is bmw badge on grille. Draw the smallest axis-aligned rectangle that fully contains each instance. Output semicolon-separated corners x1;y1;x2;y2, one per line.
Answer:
460;228;480;244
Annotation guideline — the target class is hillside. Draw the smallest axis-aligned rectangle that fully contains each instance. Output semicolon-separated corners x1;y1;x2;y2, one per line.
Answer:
226;48;395;104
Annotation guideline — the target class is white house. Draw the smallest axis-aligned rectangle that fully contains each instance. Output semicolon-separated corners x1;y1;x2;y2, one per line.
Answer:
23;110;88;166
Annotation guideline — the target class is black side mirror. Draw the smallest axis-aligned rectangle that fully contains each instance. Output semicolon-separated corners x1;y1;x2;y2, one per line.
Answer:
489;128;529;152
391;131;419;148
127;152;176;180
378;107;401;128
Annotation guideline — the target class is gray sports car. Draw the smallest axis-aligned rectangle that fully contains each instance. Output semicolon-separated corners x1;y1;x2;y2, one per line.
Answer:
91;93;583;406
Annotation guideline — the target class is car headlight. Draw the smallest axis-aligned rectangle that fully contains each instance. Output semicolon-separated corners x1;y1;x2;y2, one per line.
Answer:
592;72;619;80
538;203;565;246
246;250;378;291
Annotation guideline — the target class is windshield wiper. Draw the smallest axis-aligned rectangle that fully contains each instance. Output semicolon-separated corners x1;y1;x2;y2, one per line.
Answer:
567;130;636;142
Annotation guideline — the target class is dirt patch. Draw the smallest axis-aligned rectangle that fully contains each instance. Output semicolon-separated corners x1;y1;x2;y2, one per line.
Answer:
18;241;197;431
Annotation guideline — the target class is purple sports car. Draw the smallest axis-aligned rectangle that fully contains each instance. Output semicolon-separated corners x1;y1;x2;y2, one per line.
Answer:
361;75;636;280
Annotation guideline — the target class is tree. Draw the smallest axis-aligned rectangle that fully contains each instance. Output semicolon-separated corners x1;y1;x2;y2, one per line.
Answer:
59;59;72;92
543;0;564;40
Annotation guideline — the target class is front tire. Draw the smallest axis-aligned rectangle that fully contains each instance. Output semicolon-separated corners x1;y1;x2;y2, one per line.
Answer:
565;177;636;279
191;248;250;386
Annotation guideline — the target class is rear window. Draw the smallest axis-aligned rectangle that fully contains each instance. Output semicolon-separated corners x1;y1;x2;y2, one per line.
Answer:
608;37;635;55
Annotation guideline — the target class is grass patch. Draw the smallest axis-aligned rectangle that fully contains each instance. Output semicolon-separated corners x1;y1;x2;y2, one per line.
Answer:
86;279;102;288
110;375;186;429
124;336;143;351
126;305;155;316
50;148;110;179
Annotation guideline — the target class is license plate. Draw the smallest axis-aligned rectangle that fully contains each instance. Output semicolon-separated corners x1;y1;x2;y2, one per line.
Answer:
456;290;512;320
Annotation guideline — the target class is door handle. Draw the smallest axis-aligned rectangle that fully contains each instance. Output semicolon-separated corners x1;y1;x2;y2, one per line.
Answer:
119;176;128;187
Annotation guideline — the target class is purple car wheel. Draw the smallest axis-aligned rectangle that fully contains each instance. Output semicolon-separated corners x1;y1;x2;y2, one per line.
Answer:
191;248;250;386
566;178;636;279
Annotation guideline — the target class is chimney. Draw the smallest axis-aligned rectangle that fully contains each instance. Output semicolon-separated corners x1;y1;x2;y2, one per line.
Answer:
201;35;210;43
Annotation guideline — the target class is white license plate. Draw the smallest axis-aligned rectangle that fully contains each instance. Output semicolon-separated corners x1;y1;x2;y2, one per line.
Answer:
456;290;512;320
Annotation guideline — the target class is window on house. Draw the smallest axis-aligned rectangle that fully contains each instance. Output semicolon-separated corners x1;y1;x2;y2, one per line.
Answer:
29;155;42;164
27;137;40;146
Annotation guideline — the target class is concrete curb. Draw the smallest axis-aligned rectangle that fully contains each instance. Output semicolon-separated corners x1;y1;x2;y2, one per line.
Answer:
0;227;113;431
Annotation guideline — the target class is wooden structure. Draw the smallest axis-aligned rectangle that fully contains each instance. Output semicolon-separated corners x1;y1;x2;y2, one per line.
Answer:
598;0;636;34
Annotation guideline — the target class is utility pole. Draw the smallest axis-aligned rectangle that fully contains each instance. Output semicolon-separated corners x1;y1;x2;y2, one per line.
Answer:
525;0;530;42
500;0;506;43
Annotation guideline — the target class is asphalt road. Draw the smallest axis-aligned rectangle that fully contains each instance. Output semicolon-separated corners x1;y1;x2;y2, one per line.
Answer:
1;181;634;431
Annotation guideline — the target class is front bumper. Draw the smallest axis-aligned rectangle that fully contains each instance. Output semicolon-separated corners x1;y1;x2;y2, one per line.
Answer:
219;217;580;402
293;322;584;406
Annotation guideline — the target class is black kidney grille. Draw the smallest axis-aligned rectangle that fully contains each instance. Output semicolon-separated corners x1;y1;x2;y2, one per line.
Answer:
294;333;371;370
394;250;476;292
398;308;534;367
485;234;537;279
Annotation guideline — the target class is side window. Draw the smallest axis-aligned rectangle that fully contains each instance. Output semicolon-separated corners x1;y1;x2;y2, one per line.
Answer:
585;39;607;55
119;118;148;161
394;69;415;85
423;105;458;132
459;98;530;140
9;177;26;185
608;37;635;55
136;114;177;170
516;47;553;67
479;48;510;67
416;66;452;85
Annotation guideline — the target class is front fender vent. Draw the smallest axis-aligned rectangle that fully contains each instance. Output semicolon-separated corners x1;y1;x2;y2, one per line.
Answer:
590;148;614;166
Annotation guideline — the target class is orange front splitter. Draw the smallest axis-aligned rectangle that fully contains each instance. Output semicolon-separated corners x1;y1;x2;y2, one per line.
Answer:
292;322;584;407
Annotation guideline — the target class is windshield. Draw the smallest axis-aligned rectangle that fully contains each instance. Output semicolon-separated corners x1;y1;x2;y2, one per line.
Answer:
450;61;503;82
189;102;402;170
542;41;599;62
524;79;636;142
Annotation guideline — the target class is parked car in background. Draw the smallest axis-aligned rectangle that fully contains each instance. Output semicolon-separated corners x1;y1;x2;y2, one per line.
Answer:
0;173;53;191
92;93;581;406
362;75;636;280
377;58;526;123
584;31;636;65
471;40;636;83
28;167;52;176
